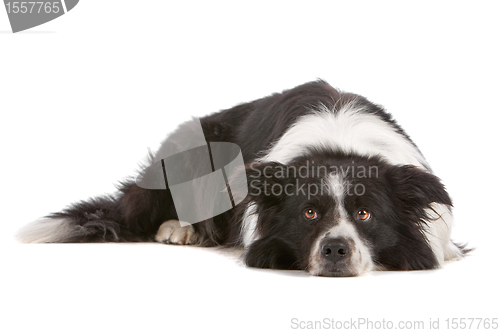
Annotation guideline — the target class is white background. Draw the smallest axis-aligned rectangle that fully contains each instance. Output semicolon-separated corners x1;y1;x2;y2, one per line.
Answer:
1;1;499;332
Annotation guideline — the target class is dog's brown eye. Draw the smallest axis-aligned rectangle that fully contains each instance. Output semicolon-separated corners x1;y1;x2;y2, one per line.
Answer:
304;208;318;220
357;209;371;221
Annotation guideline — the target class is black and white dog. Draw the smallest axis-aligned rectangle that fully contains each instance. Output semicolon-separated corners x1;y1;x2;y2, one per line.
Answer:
17;80;468;276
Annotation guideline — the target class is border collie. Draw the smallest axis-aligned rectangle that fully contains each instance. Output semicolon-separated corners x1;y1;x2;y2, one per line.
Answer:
17;80;468;276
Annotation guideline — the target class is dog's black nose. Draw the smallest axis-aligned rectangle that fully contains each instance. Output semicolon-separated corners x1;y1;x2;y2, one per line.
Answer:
320;238;350;262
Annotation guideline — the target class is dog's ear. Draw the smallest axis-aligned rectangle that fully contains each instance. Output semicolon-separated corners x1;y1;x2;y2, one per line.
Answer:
384;165;452;208
378;165;451;271
244;161;292;204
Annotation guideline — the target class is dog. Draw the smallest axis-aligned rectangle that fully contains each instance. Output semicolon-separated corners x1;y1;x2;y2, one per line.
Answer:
17;80;468;276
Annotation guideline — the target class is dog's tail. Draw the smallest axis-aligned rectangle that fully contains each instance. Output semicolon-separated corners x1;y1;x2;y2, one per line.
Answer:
17;196;126;243
16;181;171;243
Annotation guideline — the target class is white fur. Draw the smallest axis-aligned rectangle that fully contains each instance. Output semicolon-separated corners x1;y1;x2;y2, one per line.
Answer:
258;100;428;167
424;203;464;264
240;202;259;248
155;220;198;245
308;174;373;276
16;218;76;243
328;173;346;204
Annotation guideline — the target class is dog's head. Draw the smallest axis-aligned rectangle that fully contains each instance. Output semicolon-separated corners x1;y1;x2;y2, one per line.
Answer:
241;151;452;277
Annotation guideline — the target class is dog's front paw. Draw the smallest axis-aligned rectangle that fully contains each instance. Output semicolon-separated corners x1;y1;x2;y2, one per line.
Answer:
155;220;198;245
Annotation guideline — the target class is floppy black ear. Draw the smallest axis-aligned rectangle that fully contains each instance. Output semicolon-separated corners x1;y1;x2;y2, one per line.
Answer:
385;165;452;208
244;161;292;204
376;165;452;271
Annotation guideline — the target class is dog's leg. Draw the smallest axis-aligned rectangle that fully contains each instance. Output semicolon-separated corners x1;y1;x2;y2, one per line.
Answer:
155;220;198;245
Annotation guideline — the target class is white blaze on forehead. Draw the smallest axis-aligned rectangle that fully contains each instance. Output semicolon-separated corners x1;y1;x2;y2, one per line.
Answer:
328;174;347;218
308;174;374;276
327;173;358;242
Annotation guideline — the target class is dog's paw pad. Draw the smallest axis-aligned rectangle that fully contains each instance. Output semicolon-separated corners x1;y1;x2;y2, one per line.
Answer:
155;220;197;245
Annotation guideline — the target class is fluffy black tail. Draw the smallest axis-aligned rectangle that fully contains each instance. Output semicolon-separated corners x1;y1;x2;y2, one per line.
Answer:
16;195;136;243
16;181;176;243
